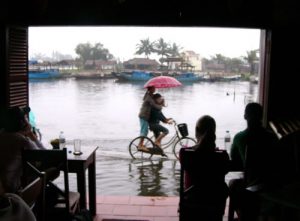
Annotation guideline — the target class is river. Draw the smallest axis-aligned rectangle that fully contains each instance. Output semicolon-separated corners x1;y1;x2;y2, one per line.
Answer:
29;78;258;196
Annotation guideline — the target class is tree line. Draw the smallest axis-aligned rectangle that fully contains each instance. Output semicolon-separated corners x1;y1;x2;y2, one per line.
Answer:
32;39;259;74
203;50;259;74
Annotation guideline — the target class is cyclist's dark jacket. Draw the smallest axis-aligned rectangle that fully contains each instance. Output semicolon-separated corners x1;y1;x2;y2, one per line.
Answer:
148;108;167;124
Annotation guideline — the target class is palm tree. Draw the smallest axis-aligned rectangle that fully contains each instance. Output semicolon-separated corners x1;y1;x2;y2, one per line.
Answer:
154;38;171;60
244;50;259;75
135;38;154;58
169;43;182;57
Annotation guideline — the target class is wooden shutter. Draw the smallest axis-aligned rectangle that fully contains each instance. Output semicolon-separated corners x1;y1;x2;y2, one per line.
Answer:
6;26;28;108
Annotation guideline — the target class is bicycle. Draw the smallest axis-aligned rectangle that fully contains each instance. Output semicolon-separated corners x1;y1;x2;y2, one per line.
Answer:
129;120;196;160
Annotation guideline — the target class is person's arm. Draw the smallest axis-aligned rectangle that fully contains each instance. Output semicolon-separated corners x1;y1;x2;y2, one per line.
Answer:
145;96;162;110
158;111;169;123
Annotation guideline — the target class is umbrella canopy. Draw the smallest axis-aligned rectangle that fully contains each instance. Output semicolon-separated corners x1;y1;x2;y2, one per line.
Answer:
144;76;182;88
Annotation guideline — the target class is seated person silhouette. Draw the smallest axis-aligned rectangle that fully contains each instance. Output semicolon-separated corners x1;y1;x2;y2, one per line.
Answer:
0;107;45;193
229;102;279;221
179;115;230;221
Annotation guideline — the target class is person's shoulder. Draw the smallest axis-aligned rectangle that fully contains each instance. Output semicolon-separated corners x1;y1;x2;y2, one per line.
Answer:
4;193;28;206
5;193;23;201
144;93;152;100
233;129;247;140
0;132;27;143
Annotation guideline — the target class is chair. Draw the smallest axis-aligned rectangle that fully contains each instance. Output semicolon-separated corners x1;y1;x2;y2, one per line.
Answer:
179;147;229;221
22;148;80;221
18;161;46;221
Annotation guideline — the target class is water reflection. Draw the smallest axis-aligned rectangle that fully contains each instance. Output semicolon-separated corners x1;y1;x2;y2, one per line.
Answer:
128;159;180;196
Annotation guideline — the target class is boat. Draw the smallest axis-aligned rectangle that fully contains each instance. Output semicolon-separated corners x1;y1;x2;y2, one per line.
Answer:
113;70;204;83
113;71;158;81
219;74;242;81
171;72;204;82
28;68;60;79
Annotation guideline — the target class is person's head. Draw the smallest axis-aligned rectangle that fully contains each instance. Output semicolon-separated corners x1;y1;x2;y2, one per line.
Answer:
195;115;216;150
244;102;263;127
147;86;156;94
2;107;27;133
153;93;164;105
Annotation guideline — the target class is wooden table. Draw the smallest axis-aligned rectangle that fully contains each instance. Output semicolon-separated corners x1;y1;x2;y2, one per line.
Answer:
67;146;98;216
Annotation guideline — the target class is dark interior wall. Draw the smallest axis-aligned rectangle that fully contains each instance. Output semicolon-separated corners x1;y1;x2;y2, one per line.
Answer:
0;0;299;119
0;26;7;108
267;28;300;120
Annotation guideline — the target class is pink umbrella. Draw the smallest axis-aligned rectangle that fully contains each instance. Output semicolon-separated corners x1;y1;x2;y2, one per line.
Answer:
144;76;182;88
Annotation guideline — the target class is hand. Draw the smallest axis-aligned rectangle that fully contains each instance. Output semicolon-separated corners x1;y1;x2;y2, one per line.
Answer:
167;119;173;124
20;121;37;141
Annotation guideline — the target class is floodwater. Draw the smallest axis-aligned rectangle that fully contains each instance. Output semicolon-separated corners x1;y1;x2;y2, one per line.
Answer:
29;78;258;196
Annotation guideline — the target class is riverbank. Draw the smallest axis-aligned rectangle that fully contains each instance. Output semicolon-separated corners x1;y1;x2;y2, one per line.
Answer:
30;69;256;83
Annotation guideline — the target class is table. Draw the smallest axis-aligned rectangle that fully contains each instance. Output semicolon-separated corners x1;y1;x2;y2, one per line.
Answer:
67;146;98;216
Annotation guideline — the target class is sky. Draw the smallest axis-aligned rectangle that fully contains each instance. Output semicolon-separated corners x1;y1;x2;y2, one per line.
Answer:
29;26;261;61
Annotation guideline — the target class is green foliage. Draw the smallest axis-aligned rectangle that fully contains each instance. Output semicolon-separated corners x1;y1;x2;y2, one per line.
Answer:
135;38;155;58
135;38;182;60
169;43;182;57
154;38;171;58
243;50;259;75
75;42;113;64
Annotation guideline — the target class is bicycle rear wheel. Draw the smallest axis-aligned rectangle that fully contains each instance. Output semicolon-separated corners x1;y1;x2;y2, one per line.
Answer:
173;137;196;160
129;136;154;159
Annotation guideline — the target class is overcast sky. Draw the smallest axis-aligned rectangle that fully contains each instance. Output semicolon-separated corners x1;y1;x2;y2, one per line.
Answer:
29;26;261;61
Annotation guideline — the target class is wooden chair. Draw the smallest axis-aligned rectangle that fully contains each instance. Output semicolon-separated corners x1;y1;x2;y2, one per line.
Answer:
22;148;80;221
269;118;300;140
18;161;46;221
269;118;300;182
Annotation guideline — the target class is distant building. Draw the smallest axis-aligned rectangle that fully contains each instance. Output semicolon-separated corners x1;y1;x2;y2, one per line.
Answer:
123;58;159;70
160;57;184;70
203;62;226;72
181;50;202;71
85;60;117;71
55;59;78;70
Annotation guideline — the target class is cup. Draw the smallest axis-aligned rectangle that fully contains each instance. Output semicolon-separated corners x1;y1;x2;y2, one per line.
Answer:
73;139;82;155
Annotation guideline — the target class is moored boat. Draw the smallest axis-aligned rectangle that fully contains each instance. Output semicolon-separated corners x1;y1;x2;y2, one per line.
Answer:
29;68;60;79
113;70;204;83
172;72;204;82
113;71;157;81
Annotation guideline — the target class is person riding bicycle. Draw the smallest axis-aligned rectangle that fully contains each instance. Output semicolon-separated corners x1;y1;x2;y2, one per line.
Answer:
138;86;163;151
148;93;173;157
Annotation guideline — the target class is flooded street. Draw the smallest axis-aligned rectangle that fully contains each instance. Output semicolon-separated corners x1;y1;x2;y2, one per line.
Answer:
29;78;257;196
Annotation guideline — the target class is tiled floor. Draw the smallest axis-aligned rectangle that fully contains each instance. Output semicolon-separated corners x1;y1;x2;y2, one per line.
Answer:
94;196;230;221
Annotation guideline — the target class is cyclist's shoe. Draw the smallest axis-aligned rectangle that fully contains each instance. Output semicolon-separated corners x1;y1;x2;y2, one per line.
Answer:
138;145;149;152
161;153;168;157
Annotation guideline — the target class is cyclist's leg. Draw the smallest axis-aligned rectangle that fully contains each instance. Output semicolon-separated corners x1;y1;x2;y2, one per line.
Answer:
152;125;169;148
138;118;149;149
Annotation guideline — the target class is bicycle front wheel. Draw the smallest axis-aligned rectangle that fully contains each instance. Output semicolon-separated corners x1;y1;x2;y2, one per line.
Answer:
173;137;196;159
129;136;154;159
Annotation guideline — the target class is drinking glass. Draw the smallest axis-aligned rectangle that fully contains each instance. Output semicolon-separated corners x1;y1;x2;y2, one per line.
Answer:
73;139;82;155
